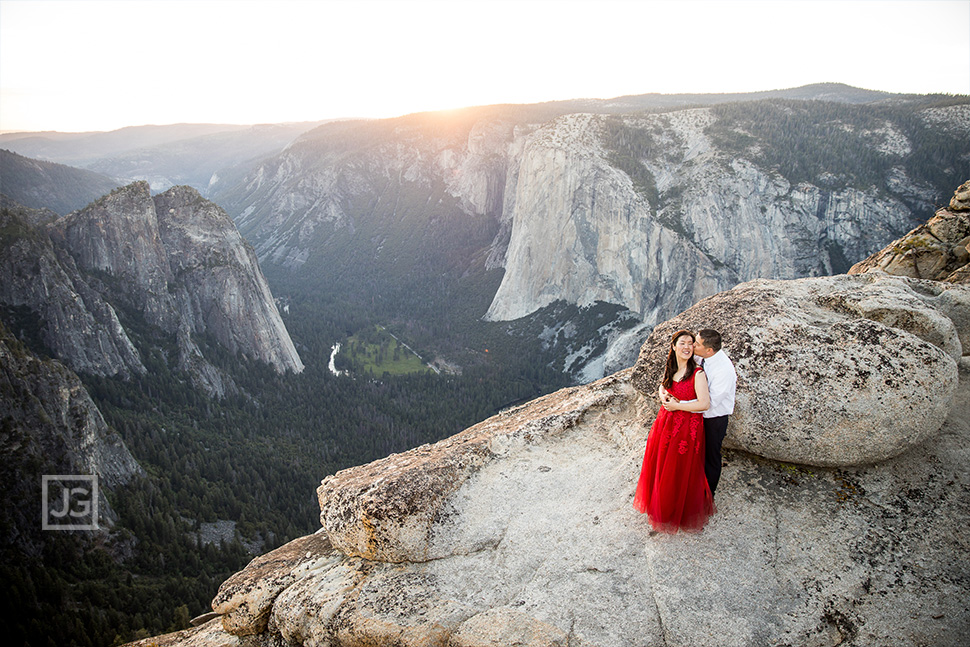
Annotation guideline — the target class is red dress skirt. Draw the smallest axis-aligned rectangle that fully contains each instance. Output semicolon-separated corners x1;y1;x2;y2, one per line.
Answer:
633;367;714;533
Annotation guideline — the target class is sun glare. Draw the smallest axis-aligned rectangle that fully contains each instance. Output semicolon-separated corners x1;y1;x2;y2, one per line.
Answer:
0;0;967;132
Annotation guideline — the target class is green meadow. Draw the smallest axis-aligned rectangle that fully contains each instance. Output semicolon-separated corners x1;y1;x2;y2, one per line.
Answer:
340;325;432;377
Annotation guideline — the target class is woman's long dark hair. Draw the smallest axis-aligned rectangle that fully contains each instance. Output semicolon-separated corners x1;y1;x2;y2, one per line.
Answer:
661;329;698;390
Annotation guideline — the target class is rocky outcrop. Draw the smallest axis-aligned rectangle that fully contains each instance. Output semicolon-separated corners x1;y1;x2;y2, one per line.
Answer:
0;322;142;486
131;365;970;647
0;199;146;378
3;184;303;393
849;179;970;283
0;322;142;551
154;185;304;373
953;179;970;210
211;532;336;636
632;274;967;467
130;273;970;647
316;375;634;564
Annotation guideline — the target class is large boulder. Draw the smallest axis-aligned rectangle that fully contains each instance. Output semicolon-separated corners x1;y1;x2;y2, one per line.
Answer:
632;273;965;467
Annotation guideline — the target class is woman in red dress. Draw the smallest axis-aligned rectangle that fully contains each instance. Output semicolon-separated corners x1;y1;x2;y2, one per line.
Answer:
633;329;715;533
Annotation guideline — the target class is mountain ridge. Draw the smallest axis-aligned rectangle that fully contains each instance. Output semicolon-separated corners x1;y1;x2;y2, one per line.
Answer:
1;183;304;395
0;121;332;198
0;83;944;199
0;148;123;214
212;89;969;380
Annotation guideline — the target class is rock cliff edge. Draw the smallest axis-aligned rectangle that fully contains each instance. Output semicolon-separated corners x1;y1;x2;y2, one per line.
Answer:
130;268;970;646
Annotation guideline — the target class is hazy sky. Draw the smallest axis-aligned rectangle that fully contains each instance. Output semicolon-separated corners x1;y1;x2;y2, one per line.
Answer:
2;0;968;133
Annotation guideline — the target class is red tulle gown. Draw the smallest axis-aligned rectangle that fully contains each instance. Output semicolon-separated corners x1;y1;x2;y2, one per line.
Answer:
634;367;714;533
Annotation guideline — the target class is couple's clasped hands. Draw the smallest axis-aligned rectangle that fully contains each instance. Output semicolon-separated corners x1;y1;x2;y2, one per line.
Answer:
659;386;682;411
659;384;710;413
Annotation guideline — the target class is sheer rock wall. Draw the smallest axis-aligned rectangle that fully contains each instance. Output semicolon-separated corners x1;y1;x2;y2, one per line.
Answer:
2;183;303;395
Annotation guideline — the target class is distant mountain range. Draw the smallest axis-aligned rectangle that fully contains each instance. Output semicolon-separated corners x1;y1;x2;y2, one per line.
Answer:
208;84;970;379
0;83;917;199
0;148;122;214
0;120;330;196
3;83;968;380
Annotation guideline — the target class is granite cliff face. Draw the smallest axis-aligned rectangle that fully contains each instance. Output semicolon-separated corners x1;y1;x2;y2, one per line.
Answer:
0;199;146;378
128;271;970;647
1;183;303;395
152;185;303;374
486;111;732;323
0;321;142;487
488;108;943;324
50;181;178;331
214;95;968;378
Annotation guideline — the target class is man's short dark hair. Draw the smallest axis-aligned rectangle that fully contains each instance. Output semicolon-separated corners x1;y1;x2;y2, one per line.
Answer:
698;329;722;352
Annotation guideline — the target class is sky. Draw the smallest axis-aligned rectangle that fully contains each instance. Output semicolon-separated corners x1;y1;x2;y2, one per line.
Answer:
1;0;968;133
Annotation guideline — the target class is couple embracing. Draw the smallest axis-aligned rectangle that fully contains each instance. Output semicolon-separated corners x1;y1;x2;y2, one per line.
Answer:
633;329;737;533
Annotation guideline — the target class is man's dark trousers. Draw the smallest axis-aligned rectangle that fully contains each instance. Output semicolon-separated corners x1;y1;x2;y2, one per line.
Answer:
703;415;730;495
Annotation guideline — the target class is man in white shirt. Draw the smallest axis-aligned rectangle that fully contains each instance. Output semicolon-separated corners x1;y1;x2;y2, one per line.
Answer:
693;329;737;497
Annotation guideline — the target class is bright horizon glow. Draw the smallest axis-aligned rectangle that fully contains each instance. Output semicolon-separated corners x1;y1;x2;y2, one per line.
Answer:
1;0;968;133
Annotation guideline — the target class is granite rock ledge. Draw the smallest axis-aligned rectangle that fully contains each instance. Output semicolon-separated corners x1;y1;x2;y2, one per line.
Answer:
128;273;970;645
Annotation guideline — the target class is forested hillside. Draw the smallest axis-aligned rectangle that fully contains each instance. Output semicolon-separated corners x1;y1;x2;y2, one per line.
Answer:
705;97;968;193
0;148;123;214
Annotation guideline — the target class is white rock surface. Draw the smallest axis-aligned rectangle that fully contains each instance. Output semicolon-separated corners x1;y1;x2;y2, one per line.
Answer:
485;109;925;326
156;186;304;374
485;113;728;323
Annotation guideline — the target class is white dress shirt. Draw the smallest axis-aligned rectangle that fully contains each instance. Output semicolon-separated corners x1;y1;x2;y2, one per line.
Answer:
699;349;736;418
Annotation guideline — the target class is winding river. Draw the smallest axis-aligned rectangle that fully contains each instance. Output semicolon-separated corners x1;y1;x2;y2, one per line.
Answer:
328;343;345;377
